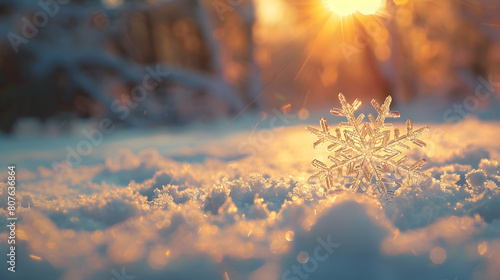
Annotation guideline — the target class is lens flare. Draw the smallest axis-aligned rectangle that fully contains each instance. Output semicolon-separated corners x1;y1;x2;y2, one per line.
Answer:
322;0;385;16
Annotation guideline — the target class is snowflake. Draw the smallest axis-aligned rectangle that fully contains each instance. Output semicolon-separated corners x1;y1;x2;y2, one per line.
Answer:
306;93;430;196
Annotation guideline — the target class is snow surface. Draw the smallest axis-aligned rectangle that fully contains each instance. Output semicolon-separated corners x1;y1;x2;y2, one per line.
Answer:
0;116;499;280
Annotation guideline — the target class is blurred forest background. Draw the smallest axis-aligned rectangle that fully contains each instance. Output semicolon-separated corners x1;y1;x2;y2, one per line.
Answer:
1;0;500;133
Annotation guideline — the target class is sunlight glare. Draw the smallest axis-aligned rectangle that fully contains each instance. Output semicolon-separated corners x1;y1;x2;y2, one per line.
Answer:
322;0;385;16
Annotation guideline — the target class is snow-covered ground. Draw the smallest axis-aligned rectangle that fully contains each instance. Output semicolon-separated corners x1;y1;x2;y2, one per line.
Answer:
0;114;499;280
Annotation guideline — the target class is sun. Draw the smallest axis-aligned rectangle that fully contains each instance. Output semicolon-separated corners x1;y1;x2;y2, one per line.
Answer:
322;0;385;17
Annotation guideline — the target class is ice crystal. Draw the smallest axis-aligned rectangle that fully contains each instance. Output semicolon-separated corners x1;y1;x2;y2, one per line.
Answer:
306;93;430;196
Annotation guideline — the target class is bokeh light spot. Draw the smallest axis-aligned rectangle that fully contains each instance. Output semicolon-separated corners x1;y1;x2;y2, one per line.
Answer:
478;241;488;256
430;247;447;265
298;108;310;120
297;251;309;264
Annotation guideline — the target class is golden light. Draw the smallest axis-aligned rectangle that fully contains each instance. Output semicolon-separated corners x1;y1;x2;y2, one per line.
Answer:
322;0;385;16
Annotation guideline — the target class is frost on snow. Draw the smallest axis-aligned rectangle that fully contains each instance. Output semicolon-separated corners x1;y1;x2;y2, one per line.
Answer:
306;93;430;196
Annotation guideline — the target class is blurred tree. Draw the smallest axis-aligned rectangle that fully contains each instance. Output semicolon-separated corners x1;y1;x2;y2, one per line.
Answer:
0;0;262;132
